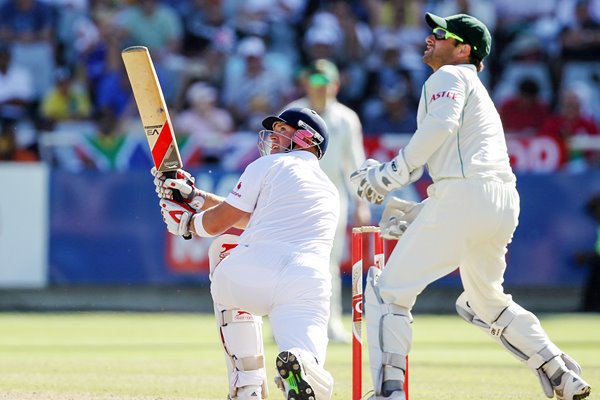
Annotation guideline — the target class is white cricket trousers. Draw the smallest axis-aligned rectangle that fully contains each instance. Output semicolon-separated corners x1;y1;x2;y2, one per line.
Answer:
211;242;331;364
379;178;519;322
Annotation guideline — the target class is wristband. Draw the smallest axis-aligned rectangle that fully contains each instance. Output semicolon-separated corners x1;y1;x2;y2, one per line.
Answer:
189;191;206;211
193;211;215;237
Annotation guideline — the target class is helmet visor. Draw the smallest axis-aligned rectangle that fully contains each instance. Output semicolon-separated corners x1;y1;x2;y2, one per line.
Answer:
257;126;322;157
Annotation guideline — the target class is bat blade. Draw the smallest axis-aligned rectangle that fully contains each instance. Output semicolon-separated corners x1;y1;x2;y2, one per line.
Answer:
121;46;182;172
122;46;192;240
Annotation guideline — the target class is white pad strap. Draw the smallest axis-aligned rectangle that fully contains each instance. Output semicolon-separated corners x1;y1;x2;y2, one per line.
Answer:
527;343;561;370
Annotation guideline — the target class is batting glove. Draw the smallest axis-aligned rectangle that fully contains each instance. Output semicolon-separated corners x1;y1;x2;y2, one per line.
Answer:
379;197;426;239
159;199;196;237
350;152;423;205
151;167;206;211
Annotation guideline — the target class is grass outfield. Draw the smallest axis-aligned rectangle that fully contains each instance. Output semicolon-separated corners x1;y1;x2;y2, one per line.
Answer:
0;313;598;399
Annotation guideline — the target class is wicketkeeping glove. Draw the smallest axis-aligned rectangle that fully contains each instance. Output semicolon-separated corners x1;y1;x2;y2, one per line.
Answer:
349;159;384;204
350;151;424;204
159;199;196;237
379;197;426;239
151;167;206;211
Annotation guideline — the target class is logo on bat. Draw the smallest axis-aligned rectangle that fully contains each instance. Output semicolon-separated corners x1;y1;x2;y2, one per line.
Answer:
144;124;163;136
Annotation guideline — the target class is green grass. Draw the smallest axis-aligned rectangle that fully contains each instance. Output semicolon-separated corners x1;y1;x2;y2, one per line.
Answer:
0;312;598;399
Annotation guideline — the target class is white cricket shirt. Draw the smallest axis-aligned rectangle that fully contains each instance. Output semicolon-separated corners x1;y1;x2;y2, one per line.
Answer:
285;98;366;192
225;150;340;257
404;64;516;184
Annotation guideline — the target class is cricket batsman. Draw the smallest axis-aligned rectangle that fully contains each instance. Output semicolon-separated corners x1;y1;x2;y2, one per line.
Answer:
155;107;338;399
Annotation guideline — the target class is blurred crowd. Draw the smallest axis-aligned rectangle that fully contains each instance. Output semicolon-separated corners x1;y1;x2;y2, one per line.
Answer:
0;0;599;171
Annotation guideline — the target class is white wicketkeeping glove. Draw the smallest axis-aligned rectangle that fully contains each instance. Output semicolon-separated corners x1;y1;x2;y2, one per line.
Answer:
350;152;424;205
349;159;385;204
379;196;426;239
159;199;195;237
151;167;206;211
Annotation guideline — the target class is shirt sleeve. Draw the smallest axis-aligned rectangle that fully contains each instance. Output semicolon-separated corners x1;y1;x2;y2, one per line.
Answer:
224;157;267;213
403;67;467;169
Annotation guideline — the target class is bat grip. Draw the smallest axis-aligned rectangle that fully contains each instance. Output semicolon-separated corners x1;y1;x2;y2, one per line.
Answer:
164;170;192;241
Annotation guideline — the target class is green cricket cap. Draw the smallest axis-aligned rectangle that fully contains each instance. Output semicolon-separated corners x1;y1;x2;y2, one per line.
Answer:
306;59;339;87
425;12;492;60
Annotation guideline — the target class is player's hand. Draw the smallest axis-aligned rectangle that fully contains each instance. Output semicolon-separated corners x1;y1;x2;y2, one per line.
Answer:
151;167;194;199
350;152;423;205
350;159;385;204
379;197;426;239
159;199;195;236
151;167;206;210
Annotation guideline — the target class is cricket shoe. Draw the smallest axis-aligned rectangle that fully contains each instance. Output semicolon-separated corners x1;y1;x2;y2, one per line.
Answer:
230;385;262;399
554;370;591;400
275;351;315;400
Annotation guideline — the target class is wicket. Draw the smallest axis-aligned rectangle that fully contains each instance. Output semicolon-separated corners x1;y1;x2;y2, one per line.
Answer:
351;226;409;400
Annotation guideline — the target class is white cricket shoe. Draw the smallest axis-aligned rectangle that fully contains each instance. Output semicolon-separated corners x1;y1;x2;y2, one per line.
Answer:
554;370;591;400
234;385;262;399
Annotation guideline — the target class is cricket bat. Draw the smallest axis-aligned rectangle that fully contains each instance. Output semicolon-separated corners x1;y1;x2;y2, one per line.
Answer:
121;46;191;239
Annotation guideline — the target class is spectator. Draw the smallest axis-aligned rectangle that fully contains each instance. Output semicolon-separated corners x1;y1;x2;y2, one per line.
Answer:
94;63;136;130
329;1;373;108
76;11;117;108
54;0;91;67
0;42;34;137
0;38;36;161
179;0;235;58
573;194;600;312
363;82;417;135
538;86;600;168
492;36;554;106
434;0;497;32
222;36;292;131
499;77;550;135
114;0;184;103
364;33;417;107
40;67;93;129
174;81;233;164
558;0;600;120
559;0;600;62
264;0;307;65
302;11;342;64
557;0;600;28
0;128;38;162
371;0;430;92
114;0;183;58
0;0;56;103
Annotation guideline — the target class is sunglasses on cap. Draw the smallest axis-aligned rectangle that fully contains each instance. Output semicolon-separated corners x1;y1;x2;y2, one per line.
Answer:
432;27;464;43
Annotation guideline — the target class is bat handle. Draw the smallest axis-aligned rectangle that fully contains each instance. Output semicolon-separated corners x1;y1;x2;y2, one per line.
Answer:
164;170;193;241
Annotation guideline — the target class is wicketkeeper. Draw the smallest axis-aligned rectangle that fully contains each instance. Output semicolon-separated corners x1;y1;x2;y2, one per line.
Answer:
350;12;591;400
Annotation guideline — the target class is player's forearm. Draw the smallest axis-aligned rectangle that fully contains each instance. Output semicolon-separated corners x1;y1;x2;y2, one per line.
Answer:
190;202;250;236
195;189;225;210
